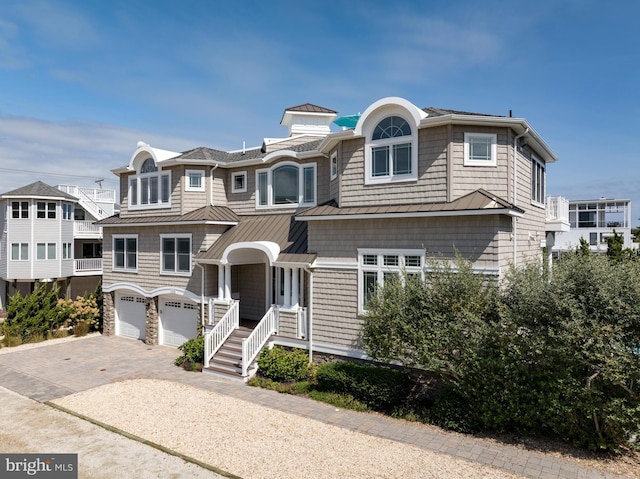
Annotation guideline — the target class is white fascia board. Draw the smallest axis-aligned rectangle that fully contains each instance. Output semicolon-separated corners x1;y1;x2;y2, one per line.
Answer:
100;220;238;228
1;194;78;202
317;129;358;154
297;208;524;222
420;115;558;163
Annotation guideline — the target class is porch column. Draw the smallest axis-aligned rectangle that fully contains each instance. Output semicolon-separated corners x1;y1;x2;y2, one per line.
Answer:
218;265;224;300
224;264;231;300
283;267;291;308
299;268;305;307
291;267;300;308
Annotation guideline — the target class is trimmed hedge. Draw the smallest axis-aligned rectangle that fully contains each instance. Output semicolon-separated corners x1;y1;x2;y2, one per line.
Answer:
257;346;314;383
315;361;411;413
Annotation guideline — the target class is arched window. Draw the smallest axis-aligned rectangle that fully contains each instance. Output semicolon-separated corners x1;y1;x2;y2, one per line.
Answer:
128;157;171;209
141;158;158;173
256;162;316;208
364;114;417;184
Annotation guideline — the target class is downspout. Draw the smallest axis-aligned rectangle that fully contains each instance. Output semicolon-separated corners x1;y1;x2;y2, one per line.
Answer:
195;262;206;330
512;128;529;267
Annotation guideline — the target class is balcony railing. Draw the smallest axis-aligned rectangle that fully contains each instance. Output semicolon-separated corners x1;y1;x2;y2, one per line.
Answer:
57;185;116;204
74;221;102;237
546;196;569;222
74;258;102;274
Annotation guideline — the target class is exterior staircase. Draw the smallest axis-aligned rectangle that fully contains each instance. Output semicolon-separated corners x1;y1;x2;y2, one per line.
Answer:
203;327;259;381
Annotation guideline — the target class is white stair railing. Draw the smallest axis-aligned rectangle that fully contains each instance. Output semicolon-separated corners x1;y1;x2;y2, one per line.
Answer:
242;305;279;377
204;300;239;368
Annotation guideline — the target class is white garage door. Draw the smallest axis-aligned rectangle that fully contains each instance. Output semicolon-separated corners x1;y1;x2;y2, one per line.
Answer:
116;294;146;340
160;299;198;347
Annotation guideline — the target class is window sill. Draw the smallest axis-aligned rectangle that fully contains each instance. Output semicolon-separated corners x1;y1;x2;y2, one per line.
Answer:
364;175;417;186
530;200;546;210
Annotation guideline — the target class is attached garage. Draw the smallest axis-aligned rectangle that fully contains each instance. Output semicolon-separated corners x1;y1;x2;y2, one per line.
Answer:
115;293;146;340
159;298;199;347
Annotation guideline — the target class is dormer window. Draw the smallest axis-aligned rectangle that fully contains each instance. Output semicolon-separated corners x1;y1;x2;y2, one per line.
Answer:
365;115;417;184
256;162;316;209
128;157;171;209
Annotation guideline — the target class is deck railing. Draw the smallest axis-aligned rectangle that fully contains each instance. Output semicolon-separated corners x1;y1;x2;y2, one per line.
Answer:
74;258;102;273
546;196;569;223
204;300;239;368
74;221;102;237
242;305;279;377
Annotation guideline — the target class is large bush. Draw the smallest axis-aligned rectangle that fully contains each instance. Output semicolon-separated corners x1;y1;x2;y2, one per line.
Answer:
3;283;63;342
257;346;313;382
315;361;411;413
362;253;640;451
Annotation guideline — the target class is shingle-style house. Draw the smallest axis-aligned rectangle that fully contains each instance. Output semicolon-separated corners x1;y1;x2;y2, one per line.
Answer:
0;181;115;309
99;97;563;379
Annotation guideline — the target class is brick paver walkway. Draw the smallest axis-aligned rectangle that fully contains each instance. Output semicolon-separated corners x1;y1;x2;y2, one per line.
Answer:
0;335;626;479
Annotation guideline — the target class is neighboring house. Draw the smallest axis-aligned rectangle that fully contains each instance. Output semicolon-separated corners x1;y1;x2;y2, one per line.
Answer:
98;96;564;379
549;197;635;254
0;181;116;310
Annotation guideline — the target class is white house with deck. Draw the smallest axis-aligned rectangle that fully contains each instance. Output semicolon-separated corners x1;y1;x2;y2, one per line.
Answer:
0;181;116;309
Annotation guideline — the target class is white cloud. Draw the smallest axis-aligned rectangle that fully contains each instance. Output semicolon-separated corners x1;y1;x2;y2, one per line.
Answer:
0;115;204;195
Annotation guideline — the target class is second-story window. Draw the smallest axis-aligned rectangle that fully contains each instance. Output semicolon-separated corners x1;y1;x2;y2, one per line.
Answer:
11;201;29;219
232;171;247;193
185;170;205;191
531;155;545;206
365;115;417;184
464;133;497;166
129;158;171;209
256;162;316;208
37;202;56;219
62;203;74;220
113;235;138;272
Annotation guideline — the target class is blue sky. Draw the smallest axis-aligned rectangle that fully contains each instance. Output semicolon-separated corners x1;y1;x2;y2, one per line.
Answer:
1;0;639;224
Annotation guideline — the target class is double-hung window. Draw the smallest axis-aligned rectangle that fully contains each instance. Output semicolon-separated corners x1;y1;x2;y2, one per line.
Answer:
62;243;72;259
37;202;56;219
11;201;29;219
37;243;56;260
531;155;545;206
464;133;497;166
358;249;424;312
113;235;138;272
256;162;316;208
365;116;417;184
11;243;29;261
161;235;191;275
62;203;74;220
128;158;171;209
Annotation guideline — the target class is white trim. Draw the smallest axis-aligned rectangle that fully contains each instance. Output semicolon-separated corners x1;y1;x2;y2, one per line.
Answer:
127;169;172;211
330;151;338;181
297;208;524;222
255;161;317;209
221;241;280;265
159;233;192;276
531;154;546;208
185;169;205;192
100;220;238;228
231;171;247;193
103;282;204;302
309;260;358;270
464;132;497;167
112;234;138;273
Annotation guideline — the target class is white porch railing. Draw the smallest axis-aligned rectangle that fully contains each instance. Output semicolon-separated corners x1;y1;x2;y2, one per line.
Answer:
74;258;102;273
242;305;279;377
204;300;239;368
74;221;102;237
546;196;569;223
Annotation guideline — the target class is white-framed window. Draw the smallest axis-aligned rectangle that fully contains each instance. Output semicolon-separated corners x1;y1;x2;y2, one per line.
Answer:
232;171;247;193
330;151;338;181
185;169;205;191
128;158;171;210
160;234;192;275
62;242;72;259
62;203;74;220
11;243;29;261
464;133;497;166
531;155;545;207
37;201;56;219
364;115;418;185
11;201;29;219
256;162;316;208
358;249;424;313
37;243;56;260
113;235;138;272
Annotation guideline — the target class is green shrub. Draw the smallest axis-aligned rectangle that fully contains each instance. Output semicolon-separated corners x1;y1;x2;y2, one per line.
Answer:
315;361;411;413
257;346;314;383
175;336;204;370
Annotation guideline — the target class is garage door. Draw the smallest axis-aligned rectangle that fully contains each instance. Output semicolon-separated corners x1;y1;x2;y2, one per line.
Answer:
160;299;198;347
116;294;146;340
